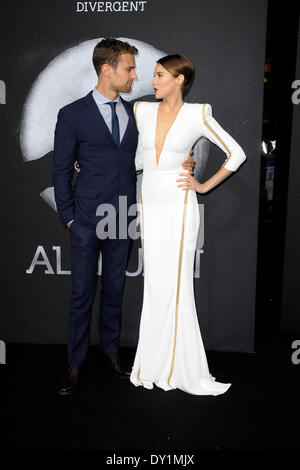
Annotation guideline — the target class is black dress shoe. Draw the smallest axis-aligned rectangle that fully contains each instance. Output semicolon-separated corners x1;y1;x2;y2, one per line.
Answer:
57;366;86;396
106;353;131;379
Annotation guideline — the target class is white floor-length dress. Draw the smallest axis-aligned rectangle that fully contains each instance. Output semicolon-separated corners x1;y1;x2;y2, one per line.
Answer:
130;101;246;396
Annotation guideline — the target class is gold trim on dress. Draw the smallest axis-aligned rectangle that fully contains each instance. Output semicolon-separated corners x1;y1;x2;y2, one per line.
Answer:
140;187;144;268
202;103;231;168
134;101;140;128
137;185;144;385
134;102;142;384
167;189;189;388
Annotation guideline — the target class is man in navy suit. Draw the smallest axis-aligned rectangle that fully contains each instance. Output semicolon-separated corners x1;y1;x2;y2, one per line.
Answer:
53;38;195;396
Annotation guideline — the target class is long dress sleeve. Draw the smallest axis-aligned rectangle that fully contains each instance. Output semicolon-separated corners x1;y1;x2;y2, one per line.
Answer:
134;101;143;172
200;103;246;172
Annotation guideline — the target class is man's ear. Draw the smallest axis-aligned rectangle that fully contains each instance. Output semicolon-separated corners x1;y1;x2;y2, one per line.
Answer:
101;63;112;77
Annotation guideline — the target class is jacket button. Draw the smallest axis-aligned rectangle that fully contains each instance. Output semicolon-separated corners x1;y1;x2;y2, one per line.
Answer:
116;190;120;195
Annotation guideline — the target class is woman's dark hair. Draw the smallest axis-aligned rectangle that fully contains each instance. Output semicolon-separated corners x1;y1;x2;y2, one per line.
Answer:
93;37;138;75
157;54;195;96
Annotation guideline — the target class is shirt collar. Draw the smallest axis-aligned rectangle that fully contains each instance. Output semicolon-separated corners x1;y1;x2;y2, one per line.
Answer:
92;88;121;105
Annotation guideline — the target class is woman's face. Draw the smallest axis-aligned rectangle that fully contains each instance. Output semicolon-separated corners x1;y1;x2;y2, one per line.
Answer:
152;63;182;99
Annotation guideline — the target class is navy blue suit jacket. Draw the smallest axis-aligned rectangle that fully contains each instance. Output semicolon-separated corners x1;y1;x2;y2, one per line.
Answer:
53;91;139;227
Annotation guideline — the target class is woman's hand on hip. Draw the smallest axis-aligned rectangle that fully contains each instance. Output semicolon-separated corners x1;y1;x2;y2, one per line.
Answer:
176;173;207;193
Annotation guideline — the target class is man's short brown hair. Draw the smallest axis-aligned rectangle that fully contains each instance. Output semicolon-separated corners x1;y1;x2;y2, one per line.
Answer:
92;38;138;75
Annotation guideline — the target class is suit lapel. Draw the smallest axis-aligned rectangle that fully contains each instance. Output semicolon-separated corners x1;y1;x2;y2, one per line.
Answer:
80;92;135;148
119;97;134;147
81;91;116;146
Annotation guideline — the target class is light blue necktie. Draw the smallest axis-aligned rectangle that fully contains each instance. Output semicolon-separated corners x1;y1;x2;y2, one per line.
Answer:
106;101;120;146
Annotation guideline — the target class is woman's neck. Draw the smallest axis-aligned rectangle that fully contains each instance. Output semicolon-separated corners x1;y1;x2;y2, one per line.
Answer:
160;94;184;113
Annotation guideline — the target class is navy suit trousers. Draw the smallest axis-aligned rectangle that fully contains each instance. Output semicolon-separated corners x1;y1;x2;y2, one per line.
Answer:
67;217;133;366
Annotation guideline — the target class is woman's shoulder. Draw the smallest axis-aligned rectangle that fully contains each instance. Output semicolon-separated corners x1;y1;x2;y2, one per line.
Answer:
134;100;157;109
184;102;213;119
133;100;157;121
184;102;211;109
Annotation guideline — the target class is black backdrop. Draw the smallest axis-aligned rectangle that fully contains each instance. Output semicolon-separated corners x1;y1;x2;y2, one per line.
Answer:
0;0;268;352
281;15;300;333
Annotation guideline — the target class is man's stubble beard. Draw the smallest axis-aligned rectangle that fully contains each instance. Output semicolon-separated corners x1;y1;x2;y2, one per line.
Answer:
113;81;133;94
119;85;132;93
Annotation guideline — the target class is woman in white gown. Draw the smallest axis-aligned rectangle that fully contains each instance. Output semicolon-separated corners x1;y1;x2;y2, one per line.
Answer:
130;54;246;396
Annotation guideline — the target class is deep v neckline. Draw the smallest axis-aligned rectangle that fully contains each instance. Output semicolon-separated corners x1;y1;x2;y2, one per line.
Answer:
154;102;185;167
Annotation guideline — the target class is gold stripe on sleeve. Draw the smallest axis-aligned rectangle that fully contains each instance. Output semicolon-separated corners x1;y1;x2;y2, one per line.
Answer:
202;103;231;168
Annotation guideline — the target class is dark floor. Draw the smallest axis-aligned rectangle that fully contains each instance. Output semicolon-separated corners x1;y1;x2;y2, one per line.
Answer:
1;215;299;455
1;326;299;453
